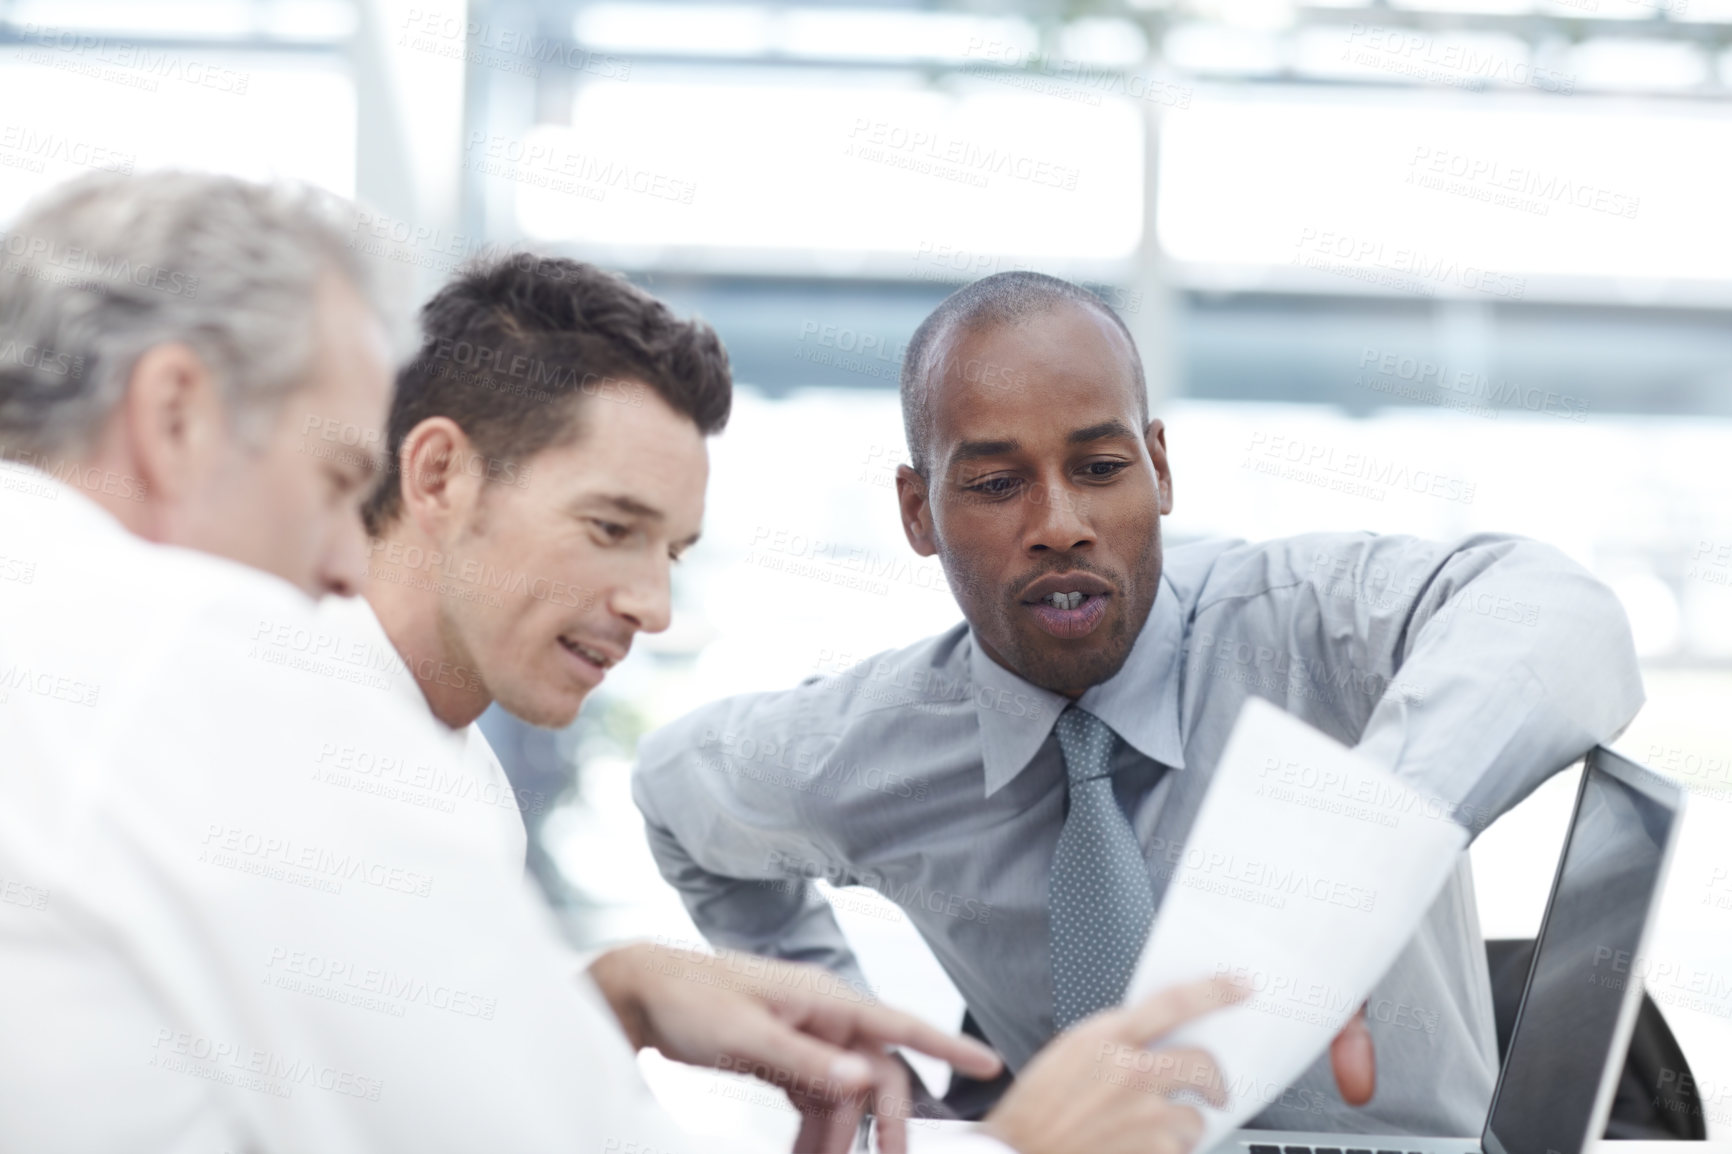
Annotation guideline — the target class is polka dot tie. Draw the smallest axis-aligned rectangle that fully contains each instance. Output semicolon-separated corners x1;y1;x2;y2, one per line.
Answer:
1048;706;1156;1031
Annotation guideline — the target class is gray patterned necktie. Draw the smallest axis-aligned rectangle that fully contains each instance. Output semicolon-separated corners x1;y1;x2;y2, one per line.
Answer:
1048;706;1157;1030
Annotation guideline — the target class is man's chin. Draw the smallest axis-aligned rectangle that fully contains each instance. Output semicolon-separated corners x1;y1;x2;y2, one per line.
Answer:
1006;629;1135;696
495;684;588;730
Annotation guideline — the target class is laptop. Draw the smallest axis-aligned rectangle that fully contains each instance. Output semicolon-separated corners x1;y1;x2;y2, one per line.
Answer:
1231;745;1684;1154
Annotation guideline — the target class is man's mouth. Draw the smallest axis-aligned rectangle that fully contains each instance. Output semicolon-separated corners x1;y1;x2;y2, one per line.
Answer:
558;634;620;682
1026;591;1110;639
1019;573;1115;640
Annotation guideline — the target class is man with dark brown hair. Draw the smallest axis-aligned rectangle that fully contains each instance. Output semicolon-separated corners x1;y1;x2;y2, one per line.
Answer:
353;253;731;735
322;253;1010;1147
328;255;1251;1154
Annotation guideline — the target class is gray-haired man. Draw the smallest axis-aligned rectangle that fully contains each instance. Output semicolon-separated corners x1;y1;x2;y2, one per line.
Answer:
0;170;398;595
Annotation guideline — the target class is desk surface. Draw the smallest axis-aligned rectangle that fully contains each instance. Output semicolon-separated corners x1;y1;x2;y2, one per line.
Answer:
1586;1136;1732;1143
871;1122;1732;1153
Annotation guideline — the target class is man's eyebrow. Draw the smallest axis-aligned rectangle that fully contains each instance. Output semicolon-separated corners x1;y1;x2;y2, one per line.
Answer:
952;438;1021;463
592;493;665;521
1067;419;1138;445
950;422;1137;464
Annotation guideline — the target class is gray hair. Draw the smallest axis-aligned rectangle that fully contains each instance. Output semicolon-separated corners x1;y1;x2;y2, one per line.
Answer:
0;170;408;459
899;270;1146;475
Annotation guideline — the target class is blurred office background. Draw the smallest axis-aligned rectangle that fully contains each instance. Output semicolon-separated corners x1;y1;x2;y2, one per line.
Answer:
3;0;1731;1139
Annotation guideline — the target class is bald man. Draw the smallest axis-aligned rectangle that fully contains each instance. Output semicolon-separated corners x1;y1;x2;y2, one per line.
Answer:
633;271;1644;1136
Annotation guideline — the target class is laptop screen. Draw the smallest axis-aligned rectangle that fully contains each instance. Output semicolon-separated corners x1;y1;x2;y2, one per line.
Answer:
1482;749;1681;1154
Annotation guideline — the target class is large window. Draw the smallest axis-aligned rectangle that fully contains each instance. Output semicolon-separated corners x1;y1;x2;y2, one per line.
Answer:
1159;86;1732;301
499;73;1145;276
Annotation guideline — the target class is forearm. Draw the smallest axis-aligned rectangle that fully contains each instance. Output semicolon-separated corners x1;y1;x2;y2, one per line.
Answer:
638;794;871;988
588;943;655;1050
1346;534;1644;833
687;877;873;988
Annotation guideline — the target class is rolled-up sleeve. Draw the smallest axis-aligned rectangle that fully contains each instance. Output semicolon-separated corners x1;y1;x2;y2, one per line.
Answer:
1301;532;1644;835
632;695;872;991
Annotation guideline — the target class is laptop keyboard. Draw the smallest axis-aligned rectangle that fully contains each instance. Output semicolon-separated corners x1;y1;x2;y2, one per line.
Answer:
1248;1145;1440;1154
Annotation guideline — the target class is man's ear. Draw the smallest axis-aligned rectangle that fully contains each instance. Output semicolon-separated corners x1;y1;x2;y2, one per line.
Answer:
396;417;482;535
895;464;938;557
1145;417;1173;516
122;342;225;503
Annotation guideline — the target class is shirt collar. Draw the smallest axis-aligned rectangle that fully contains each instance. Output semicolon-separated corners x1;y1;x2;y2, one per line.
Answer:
2;460;134;537
319;593;449;727
970;575;1187;798
3;459;313;601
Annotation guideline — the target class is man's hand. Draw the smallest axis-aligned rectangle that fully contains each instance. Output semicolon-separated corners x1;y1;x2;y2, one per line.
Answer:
588;942;1002;1154
1330;1005;1375;1105
982;976;1248;1154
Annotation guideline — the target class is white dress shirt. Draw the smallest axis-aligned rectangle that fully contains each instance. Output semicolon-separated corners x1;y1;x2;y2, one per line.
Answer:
0;462;1008;1154
634;531;1646;1136
312;592;528;880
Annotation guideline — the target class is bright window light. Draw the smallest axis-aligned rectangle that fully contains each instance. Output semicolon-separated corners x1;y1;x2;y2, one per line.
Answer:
1529;0;1632;21
6;0;255;37
501;79;1143;271
0;50;355;223
1209;0;1302;30
1162;23;1286;74
1058;18;1150;67
1678;0;1732;21
1157;87;1732;290
4;0;355;40
572;4;1039;65
779;10;1038;64
1294;27;1534;86
573;4;776;57
257;0;360;41
1389;0;1535;15
1569;40;1710;89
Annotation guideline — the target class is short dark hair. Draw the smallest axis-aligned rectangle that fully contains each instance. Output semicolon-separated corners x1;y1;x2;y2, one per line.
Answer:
899;271;1145;475
363;254;731;535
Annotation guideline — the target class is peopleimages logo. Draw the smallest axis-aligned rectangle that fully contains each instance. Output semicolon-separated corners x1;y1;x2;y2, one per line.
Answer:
0;124;135;175
764;850;994;924
1293;227;1526;300
0;228;199;298
19;23;251;95
702;730;932;801
263;946;498;1020
0;337;83;379
0;873;50;912
149;1029;382;1101
1211;963;1441;1036
1357;348;1589;422
1242;431;1478;505
1145;834;1378;914
198;824;435;899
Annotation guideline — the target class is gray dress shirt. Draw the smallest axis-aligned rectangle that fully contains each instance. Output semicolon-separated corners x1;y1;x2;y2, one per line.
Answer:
632;532;1644;1136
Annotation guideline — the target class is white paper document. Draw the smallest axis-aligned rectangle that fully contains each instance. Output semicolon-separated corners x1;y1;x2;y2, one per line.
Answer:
1123;697;1469;1149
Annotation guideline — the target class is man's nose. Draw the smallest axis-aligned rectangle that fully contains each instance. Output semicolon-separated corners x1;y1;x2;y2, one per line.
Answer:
1024;483;1093;554
610;559;673;635
319;514;371;598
